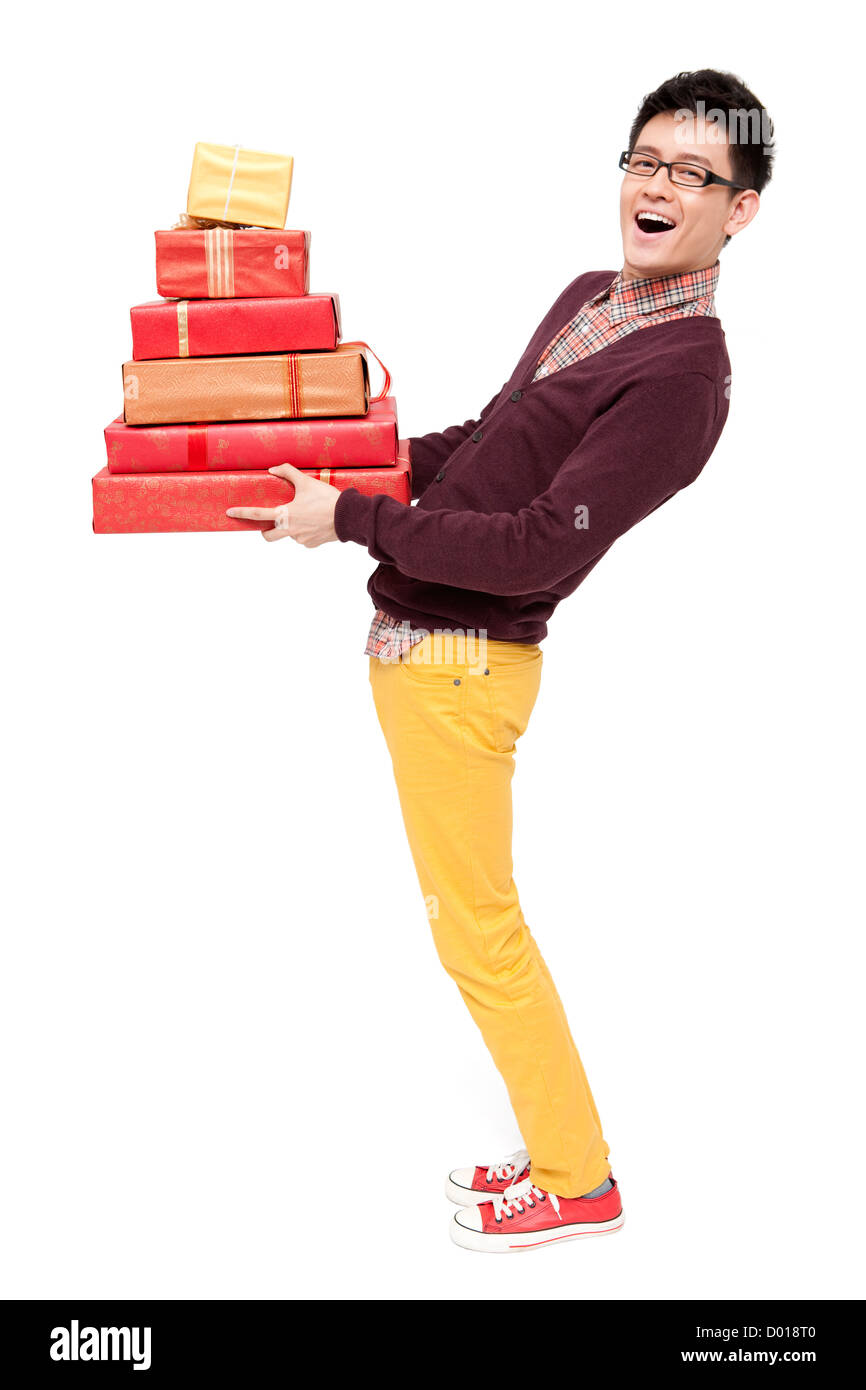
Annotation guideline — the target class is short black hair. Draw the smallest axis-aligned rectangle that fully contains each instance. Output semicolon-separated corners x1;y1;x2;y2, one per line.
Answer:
628;69;775;247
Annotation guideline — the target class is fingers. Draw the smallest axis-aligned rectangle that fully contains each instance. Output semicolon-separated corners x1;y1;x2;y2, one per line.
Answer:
225;505;291;540
268;462;307;482
226;507;278;521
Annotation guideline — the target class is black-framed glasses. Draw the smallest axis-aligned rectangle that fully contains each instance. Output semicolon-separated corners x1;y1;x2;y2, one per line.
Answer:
619;149;747;191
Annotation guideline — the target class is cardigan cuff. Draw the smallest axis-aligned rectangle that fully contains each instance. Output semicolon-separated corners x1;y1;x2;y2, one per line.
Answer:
334;486;377;546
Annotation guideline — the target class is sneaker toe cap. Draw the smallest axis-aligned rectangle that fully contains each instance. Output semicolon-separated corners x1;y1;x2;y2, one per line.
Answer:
454;1205;484;1231
448;1167;477;1192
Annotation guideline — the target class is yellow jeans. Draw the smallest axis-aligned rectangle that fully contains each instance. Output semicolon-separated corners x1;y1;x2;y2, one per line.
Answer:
368;631;612;1198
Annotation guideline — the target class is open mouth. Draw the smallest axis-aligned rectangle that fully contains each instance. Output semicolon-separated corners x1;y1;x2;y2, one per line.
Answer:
634;211;677;236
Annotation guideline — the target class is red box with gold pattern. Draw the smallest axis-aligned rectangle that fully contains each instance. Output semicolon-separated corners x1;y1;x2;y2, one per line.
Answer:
92;448;411;534
105;396;399;474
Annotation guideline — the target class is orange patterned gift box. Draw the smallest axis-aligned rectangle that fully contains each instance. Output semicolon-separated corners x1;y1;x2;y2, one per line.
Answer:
122;343;371;425
92;449;411;534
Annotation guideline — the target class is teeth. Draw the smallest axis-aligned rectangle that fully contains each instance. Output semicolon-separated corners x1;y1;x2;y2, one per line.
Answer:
637;212;676;227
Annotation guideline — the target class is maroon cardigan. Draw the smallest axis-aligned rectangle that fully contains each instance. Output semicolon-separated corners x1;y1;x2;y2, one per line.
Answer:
334;270;732;644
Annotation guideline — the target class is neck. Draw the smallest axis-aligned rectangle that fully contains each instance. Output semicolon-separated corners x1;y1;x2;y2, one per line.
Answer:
620;257;719;284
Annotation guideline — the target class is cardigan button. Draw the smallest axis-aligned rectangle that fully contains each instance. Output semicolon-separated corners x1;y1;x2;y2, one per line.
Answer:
472;430;483;442
453;677;461;685
435;470;444;481
510;390;523;401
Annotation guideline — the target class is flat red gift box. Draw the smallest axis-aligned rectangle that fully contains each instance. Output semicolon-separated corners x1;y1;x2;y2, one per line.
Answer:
131;293;342;360
155;228;310;299
105;396;400;474
92;448;411;533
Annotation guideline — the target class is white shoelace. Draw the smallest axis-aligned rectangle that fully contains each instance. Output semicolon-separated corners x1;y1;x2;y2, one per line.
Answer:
492;1175;562;1223
485;1148;531;1184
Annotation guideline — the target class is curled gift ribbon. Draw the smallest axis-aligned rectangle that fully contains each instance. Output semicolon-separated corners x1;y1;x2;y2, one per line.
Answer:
339;341;392;403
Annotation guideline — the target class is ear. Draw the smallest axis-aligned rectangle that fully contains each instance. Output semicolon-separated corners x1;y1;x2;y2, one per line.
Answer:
723;188;761;241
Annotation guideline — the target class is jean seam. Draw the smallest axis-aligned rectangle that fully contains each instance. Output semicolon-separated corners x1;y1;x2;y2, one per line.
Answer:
458;666;573;1183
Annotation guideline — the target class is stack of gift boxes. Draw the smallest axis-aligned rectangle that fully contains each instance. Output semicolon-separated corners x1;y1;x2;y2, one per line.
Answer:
93;142;411;533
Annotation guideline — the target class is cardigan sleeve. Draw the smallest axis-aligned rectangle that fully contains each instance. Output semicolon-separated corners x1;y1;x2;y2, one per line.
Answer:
405;381;508;499
334;372;721;596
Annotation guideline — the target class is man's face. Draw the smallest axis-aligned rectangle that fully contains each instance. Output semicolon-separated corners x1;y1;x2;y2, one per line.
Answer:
619;110;741;280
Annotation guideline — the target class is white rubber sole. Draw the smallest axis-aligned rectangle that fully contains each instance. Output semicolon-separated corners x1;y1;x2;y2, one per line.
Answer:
450;1210;625;1252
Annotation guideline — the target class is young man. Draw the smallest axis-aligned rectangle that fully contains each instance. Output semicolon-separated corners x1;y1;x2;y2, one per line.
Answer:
228;69;773;1253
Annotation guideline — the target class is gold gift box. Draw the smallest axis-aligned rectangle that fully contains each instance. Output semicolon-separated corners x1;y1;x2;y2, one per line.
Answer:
187;142;294;229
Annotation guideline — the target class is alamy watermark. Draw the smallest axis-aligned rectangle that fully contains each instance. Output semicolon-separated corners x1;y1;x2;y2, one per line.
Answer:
674;101;773;156
384;507;594;671
386;627;490;674
50;1319;151;1371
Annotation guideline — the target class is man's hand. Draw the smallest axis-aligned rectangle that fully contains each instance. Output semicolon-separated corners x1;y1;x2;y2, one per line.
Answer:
226;463;340;545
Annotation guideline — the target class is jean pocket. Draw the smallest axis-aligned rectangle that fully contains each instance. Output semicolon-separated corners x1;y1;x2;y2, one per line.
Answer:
484;651;543;753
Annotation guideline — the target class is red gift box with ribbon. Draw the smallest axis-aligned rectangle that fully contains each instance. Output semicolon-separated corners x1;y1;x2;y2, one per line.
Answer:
155;228;310;299
104;396;400;473
92;446;411;534
131;293;341;360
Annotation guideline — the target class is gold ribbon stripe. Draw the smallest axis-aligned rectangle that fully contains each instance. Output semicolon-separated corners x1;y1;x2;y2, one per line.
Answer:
284;354;303;417
176;301;189;357
205;228;235;298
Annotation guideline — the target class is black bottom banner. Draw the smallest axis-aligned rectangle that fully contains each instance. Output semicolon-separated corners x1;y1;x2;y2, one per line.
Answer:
0;1298;859;1377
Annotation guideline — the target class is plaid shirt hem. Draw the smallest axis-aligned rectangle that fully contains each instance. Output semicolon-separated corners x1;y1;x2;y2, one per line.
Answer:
364;607;428;660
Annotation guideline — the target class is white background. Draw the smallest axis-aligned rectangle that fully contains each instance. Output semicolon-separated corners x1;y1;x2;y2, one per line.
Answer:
2;0;862;1302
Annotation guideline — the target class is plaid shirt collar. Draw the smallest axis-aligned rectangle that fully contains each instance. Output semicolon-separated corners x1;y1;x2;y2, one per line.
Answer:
594;260;720;325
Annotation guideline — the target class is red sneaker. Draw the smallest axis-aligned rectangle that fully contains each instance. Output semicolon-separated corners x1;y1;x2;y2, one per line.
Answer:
445;1148;531;1206
450;1174;625;1253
